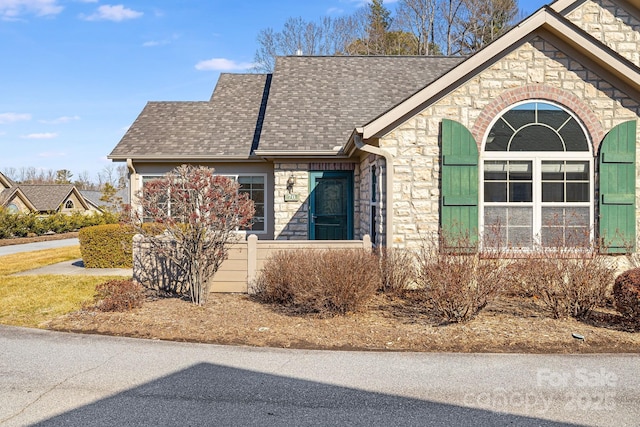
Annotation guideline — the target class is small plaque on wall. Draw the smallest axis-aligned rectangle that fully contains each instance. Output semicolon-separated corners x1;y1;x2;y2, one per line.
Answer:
284;193;299;202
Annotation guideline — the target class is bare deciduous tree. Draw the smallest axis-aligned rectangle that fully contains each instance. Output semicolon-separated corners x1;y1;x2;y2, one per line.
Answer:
253;13;368;72
132;165;255;305
396;0;440;55
454;0;518;54
438;0;467;55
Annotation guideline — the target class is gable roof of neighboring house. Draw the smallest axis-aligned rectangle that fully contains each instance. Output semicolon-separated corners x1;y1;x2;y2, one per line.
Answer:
80;188;129;210
17;185;89;212
0;187;36;211
0;171;13;189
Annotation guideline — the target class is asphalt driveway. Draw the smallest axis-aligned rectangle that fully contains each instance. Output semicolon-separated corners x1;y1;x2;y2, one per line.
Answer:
0;325;638;427
0;238;132;276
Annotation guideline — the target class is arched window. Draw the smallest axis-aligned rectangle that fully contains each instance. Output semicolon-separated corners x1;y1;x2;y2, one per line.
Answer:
64;200;74;209
7;203;19;214
481;101;593;249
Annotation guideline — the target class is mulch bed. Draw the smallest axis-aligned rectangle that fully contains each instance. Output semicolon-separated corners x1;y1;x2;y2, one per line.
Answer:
44;293;640;353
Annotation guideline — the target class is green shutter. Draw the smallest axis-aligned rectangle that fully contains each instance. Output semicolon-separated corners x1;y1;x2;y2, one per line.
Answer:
599;120;636;254
441;119;479;248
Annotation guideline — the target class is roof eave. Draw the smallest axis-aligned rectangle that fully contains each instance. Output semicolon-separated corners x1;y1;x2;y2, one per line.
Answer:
254;150;350;160
108;155;265;163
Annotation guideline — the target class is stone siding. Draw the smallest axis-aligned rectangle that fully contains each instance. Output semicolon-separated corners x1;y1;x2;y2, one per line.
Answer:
5;195;29;213
379;37;640;249
273;163;310;240
565;0;640;67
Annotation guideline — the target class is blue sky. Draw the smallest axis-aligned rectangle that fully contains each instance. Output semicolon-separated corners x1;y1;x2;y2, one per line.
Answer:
0;0;548;183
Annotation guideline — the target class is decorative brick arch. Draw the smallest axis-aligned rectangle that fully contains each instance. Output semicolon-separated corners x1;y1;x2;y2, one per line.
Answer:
471;84;605;153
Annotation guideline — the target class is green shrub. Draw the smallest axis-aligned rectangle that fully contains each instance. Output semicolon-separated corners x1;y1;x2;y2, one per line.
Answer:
613;268;640;319
0;209;119;239
90;279;145;312
79;224;136;268
256;249;381;316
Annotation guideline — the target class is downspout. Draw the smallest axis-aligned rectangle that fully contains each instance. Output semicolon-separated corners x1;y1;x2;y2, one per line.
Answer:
126;159;137;207
353;134;394;248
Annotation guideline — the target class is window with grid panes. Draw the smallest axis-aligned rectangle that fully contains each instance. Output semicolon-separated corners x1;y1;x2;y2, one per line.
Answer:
481;101;593;249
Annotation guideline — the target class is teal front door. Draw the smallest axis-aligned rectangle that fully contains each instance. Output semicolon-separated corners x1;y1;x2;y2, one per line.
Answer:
309;171;353;240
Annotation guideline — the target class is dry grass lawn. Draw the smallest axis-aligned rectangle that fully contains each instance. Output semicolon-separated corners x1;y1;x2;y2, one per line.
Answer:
0;246;129;327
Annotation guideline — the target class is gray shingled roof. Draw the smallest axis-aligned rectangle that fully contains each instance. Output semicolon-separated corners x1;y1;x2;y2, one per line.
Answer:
109;56;463;159
0;188;11;205
259;56;463;152
18;185;76;212
109;74;269;159
80;188;130;207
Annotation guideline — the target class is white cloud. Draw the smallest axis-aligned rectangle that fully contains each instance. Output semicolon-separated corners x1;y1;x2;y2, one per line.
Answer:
22;132;58;139
195;58;255;72
39;115;80;124
0;112;31;124
142;33;179;48
142;40;162;47
0;0;63;20
83;4;142;22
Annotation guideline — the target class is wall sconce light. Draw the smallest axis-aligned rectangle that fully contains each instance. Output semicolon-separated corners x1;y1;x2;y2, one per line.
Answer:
286;175;296;193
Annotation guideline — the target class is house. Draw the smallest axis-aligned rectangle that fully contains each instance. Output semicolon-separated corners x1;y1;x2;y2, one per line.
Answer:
79;188;130;213
109;0;640;255
0;171;100;215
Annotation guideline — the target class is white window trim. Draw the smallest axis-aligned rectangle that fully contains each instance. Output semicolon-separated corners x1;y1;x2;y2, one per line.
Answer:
480;100;594;250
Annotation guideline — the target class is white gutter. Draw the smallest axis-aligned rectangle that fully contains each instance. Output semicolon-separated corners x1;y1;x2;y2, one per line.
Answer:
353;134;394;248
254;150;349;159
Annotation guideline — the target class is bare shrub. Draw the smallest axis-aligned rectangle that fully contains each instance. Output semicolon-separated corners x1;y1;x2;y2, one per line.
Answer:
256;249;380;316
129;165;254;305
414;233;510;323
377;247;415;295
613;268;640;319
90;279;146;312
511;246;614;319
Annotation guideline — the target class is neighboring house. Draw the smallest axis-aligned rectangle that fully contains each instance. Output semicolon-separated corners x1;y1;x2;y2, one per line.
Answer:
0;172;100;215
80;188;130;212
109;0;640;254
